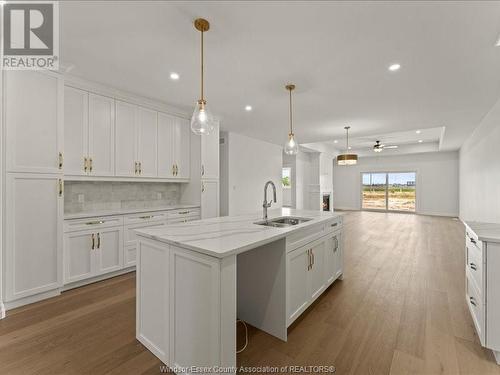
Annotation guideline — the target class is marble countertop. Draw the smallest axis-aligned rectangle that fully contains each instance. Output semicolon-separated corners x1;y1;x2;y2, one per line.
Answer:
465;221;500;243
135;208;342;258
64;204;200;220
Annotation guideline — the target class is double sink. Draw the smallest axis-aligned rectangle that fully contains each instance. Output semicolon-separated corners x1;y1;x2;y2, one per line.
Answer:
255;216;312;228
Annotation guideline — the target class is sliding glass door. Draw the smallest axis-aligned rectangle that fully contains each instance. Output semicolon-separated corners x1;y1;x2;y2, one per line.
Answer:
362;172;416;212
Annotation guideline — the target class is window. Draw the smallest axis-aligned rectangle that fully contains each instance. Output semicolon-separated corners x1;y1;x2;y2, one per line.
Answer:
362;172;416;212
282;167;291;189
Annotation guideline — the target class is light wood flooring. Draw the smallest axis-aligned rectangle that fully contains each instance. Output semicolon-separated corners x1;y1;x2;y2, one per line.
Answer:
1;211;499;374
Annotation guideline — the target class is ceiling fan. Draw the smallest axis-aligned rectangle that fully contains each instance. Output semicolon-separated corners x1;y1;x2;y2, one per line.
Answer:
373;140;398;152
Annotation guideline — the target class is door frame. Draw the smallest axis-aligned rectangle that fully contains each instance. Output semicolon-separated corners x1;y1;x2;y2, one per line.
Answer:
360;170;418;214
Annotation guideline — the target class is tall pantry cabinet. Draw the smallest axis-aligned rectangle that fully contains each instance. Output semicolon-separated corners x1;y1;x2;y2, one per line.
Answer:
3;71;64;307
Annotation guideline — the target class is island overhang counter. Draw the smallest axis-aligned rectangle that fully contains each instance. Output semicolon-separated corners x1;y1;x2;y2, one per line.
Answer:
135;208;344;374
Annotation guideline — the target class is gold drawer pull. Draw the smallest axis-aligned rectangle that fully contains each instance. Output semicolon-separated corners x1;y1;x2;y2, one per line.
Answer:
331;222;337;227
85;220;105;225
58;152;63;169
139;215;152;219
470;296;477;307
470;263;478;271
91;233;95;250
97;233;101;249
178;211;190;215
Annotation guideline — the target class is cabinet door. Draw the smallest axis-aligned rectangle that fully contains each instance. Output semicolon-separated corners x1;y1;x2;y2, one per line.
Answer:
287;245;310;324
157;113;175;178
170;246;220;369
5;71;63;173
115;100;137;176
88;94;115;176
64;230;94;283
201;180;219;219
5;173;63;301
309;241;326;301
324;235;336;285
173;117;190;179
137;107;158;177
334;232;343;279
64;86;88;176
200;121;219;179
95;227;123;275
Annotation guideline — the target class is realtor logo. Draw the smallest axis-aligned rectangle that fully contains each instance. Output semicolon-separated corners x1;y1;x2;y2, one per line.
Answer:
2;1;59;70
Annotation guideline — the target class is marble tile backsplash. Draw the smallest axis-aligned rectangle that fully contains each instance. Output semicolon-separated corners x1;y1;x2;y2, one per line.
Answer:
64;181;181;213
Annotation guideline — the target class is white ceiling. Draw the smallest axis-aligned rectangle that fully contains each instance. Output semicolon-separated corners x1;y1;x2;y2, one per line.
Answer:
60;1;500;150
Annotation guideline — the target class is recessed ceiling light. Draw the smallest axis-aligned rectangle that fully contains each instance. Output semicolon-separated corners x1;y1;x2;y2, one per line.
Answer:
418;140;423;143
245;105;252;111
388;63;401;72
416;130;421;134
169;72;180;80
333;140;338;144
348;146;352;150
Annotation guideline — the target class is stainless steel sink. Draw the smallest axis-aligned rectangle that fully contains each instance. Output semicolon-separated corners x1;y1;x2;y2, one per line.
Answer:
254;216;312;228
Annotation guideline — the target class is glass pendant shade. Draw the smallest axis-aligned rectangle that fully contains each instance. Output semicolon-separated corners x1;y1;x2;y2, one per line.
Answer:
284;133;299;155
190;100;215;135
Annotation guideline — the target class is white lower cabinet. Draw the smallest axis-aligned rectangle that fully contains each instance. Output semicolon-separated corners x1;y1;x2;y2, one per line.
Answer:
4;173;63;302
201;180;219;219
136;241;221;369
287;229;343;326
64;226;123;284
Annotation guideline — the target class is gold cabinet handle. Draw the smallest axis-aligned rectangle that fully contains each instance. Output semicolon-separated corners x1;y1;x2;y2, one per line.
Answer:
333;236;339;252
311;249;315;267
139;162;142;175
91;233;95;250
201;164;205;176
201;182;205;192
58;152;63;169
134;162;138;175
89;157;93;173
307;249;311;271
178;211;190;215
84;157;88;172
97;233;101;249
86;220;105;225
58;179;64;197
139;215;152;219
172;164;175;176
175;164;178;176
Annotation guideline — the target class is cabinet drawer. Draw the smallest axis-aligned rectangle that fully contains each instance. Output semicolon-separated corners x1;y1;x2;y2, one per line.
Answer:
167;208;200;219
325;217;343;234
466;230;483;253
466;275;485;345
286;223;326;252
124;211;168;225
466;242;483;293
64;216;123;232
125;221;167;247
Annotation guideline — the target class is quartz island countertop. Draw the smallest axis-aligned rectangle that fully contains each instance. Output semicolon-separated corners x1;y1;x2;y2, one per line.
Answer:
134;208;342;258
465;221;500;243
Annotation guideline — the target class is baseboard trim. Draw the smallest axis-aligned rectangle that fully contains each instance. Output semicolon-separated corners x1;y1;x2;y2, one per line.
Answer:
0;301;5;319
4;289;61;311
61;267;135;292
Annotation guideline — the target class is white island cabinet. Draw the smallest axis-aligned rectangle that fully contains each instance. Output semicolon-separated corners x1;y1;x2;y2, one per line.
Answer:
464;221;500;365
135;208;343;373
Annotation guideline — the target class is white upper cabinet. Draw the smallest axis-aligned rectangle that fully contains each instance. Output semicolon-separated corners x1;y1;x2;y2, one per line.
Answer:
157;112;190;179
157;113;175;178
88;94;115;176
115;100;138;177
137;107;158;177
201;121;219;180
5;71;63;174
64;86;89;176
173;117;190;179
116;101;159;177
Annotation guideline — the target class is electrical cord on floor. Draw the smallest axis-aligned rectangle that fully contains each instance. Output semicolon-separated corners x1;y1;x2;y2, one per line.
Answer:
236;319;248;354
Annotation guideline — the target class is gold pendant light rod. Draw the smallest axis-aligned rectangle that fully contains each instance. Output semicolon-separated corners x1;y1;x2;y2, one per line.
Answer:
194;18;210;103
286;84;295;135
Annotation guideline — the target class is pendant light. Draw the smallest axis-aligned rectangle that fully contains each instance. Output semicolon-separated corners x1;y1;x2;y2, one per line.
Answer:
191;18;216;135
337;126;358;165
284;84;299;155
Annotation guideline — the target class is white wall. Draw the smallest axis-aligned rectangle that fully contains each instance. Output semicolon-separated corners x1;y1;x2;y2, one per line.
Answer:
226;132;283;216
460;96;500;223
333;151;459;217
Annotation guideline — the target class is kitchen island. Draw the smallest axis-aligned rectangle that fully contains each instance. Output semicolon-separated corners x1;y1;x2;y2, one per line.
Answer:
135;208;344;374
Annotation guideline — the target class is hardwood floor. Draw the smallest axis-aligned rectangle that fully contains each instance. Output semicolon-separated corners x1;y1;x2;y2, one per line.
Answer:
1;211;499;374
